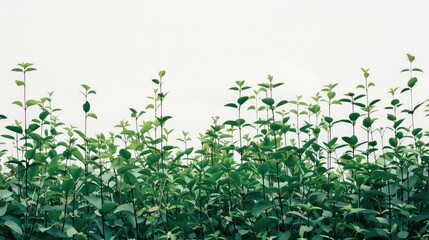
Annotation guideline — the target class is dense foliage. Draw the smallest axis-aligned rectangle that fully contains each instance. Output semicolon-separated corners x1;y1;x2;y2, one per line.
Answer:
1;55;429;239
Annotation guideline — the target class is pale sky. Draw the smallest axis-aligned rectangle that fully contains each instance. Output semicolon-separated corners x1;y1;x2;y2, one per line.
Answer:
1;1;429;148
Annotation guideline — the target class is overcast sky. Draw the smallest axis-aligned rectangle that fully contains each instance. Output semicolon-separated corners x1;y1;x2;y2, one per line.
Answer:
1;1;429;148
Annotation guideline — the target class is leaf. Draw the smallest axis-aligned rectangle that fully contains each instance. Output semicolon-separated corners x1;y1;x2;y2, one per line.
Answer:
407;53;415;62
117;165;138;174
0;202;7;216
72;149;84;161
12;101;23;107
299;225;313;238
393;119;404;129
66;227;78;237
276;100;288;108
270;123;282;131
0;190;13;200
6;125;23;134
101;202;117;214
254;217;278;233
348;112;360;121
83;195;102;209
342;135;358;145
158;70;166;78
237;96;249;105
398;231;409;239
123;172;138;185
362;117;372;128
0;115;6;120
26;99;40;107
1;134;14;140
114;203;134;214
83;101;90;113
327;91;336;100
25;149;36;160
87;113;98;119
81;84;91;91
39;110;49;120
61;179;75;193
70;168;83;181
225;103;238;109
262;98;275;106
4;221;22;235
15;80;25;86
252;201;274;217
224;120;238;127
407;77;418;88
257;163;270;175
119;149;131;160
11;68;23;72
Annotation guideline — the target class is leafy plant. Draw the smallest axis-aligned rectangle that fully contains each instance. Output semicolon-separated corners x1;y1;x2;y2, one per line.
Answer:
1;54;429;239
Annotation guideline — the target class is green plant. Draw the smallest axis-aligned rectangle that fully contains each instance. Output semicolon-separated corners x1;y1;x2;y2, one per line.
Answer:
0;54;429;239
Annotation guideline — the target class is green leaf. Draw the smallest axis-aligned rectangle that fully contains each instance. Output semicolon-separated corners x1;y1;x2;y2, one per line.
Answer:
348;112;360;121
6;125;23;134
299;225;313;238
25;149;36;160
276;100;288;108
4;221;22;235
324;117;333;124
83;195;102;209
61;179;75;193
225;103;238;109
254;217;278;233
15;80;25;86
72;149;84;161
114;203;134;214
262;98;275;106
0;202;7;216
252;201;274;217
257;163;270;175
117;165;138;174
81;84;91;91
237;96;249;105
327;91;336;100
123;172;138;185
398;231;409;239
39;110;49;120
83;101;90;113
407;77;418;88
0;190;13;200
119;149;131;160
224;120;238;127
407;53;415;62
11;68;23;72
342;135;358;145
66;227;78;237
362;117;372;128
26;99;40;107
101;202;117;214
158;70;166;78
70;168;83;181
270;123;283;131
12;101;23;107
87;113;98;119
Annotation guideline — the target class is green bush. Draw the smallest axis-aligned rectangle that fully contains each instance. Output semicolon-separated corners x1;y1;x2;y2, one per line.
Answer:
1;55;429;239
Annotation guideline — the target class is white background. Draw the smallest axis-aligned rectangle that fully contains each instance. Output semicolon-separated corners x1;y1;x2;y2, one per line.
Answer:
1;1;429;149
